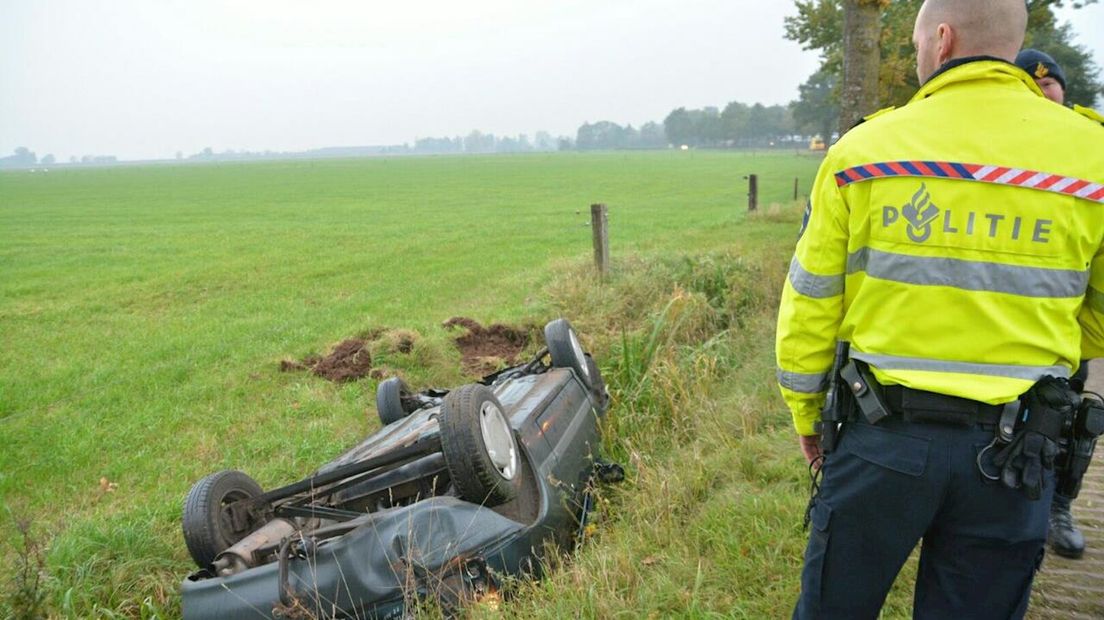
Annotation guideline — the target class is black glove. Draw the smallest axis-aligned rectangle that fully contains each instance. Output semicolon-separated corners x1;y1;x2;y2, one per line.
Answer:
992;430;1059;500
1030;377;1079;418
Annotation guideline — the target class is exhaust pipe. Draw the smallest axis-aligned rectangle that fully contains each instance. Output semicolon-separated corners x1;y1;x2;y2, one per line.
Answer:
211;518;296;577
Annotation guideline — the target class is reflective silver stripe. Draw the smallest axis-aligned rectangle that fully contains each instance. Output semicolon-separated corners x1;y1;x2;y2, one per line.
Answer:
1077;183;1104;198
788;257;845;299
777;368;829;393
974;165;997;179
846;247;1088;298
995;168;1024;184
1052;177;1078;192
850;349;1069;380
1087;286;1104;314
1022;172;1049;188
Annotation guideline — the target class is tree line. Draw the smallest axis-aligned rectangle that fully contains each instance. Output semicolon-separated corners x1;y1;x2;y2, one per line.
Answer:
0;147;119;168
785;0;1102;139
0;147;59;169
571;101;801;152
410;131;564;154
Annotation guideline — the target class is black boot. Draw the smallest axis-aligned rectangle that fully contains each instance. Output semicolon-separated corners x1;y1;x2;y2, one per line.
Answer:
1048;495;1086;559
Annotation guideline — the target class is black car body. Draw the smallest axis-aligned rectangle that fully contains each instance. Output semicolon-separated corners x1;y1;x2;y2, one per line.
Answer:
180;319;611;619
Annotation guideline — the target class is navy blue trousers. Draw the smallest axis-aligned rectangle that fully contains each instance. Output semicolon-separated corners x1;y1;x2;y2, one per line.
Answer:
794;417;1053;620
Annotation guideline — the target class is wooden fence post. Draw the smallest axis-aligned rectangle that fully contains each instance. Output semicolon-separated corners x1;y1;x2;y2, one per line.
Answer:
591;203;609;276
748;174;759;212
793;177;799;201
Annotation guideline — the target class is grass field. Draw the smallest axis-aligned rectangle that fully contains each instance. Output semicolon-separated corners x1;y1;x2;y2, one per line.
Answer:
0;150;846;617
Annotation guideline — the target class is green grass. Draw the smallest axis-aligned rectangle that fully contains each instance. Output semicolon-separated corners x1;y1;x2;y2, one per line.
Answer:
0;150;826;617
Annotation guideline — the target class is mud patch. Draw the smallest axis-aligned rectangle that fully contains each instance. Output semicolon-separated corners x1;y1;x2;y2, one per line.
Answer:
280;339;372;382
442;317;531;375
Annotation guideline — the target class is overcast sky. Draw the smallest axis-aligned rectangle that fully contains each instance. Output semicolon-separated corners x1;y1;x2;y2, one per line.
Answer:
1;1;1101;162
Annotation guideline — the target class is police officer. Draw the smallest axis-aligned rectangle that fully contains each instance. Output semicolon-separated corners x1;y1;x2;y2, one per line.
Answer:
1015;49;1066;105
776;1;1104;618
1013;47;1090;561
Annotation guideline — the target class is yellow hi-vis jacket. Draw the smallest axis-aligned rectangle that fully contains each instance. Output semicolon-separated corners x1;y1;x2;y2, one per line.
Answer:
776;59;1104;436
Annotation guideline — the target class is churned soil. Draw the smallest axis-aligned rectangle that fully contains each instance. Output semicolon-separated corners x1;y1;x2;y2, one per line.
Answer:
442;316;530;375
279;320;526;381
280;339;372;382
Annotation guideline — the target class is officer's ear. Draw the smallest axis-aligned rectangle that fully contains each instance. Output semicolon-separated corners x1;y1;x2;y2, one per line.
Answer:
936;22;957;65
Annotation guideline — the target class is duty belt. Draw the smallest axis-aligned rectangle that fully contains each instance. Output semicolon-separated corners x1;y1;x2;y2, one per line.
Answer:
841;359;1007;428
882;385;1005;427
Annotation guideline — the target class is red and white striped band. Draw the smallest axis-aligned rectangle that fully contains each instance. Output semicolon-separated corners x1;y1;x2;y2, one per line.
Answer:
834;161;1104;204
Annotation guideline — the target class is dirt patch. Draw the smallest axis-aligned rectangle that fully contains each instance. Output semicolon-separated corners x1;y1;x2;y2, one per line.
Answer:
280;339;372;382
278;326;421;383
442;317;531;375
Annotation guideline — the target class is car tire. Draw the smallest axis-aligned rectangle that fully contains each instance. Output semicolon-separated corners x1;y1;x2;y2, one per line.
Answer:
182;470;264;568
439;384;520;506
545;318;594;390
376;377;411;426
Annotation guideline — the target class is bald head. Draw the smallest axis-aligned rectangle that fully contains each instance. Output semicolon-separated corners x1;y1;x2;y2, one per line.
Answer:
913;0;1028;83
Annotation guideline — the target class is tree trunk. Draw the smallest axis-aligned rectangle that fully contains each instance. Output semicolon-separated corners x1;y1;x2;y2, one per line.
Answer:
840;0;883;135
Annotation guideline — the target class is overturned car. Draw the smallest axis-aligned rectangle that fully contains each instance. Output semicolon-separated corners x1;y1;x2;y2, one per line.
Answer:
180;319;618;619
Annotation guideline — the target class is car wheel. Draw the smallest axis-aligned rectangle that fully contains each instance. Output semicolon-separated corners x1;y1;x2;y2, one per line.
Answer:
182;470;264;568
544;318;594;390
376;377;411;426
439;384;519;506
